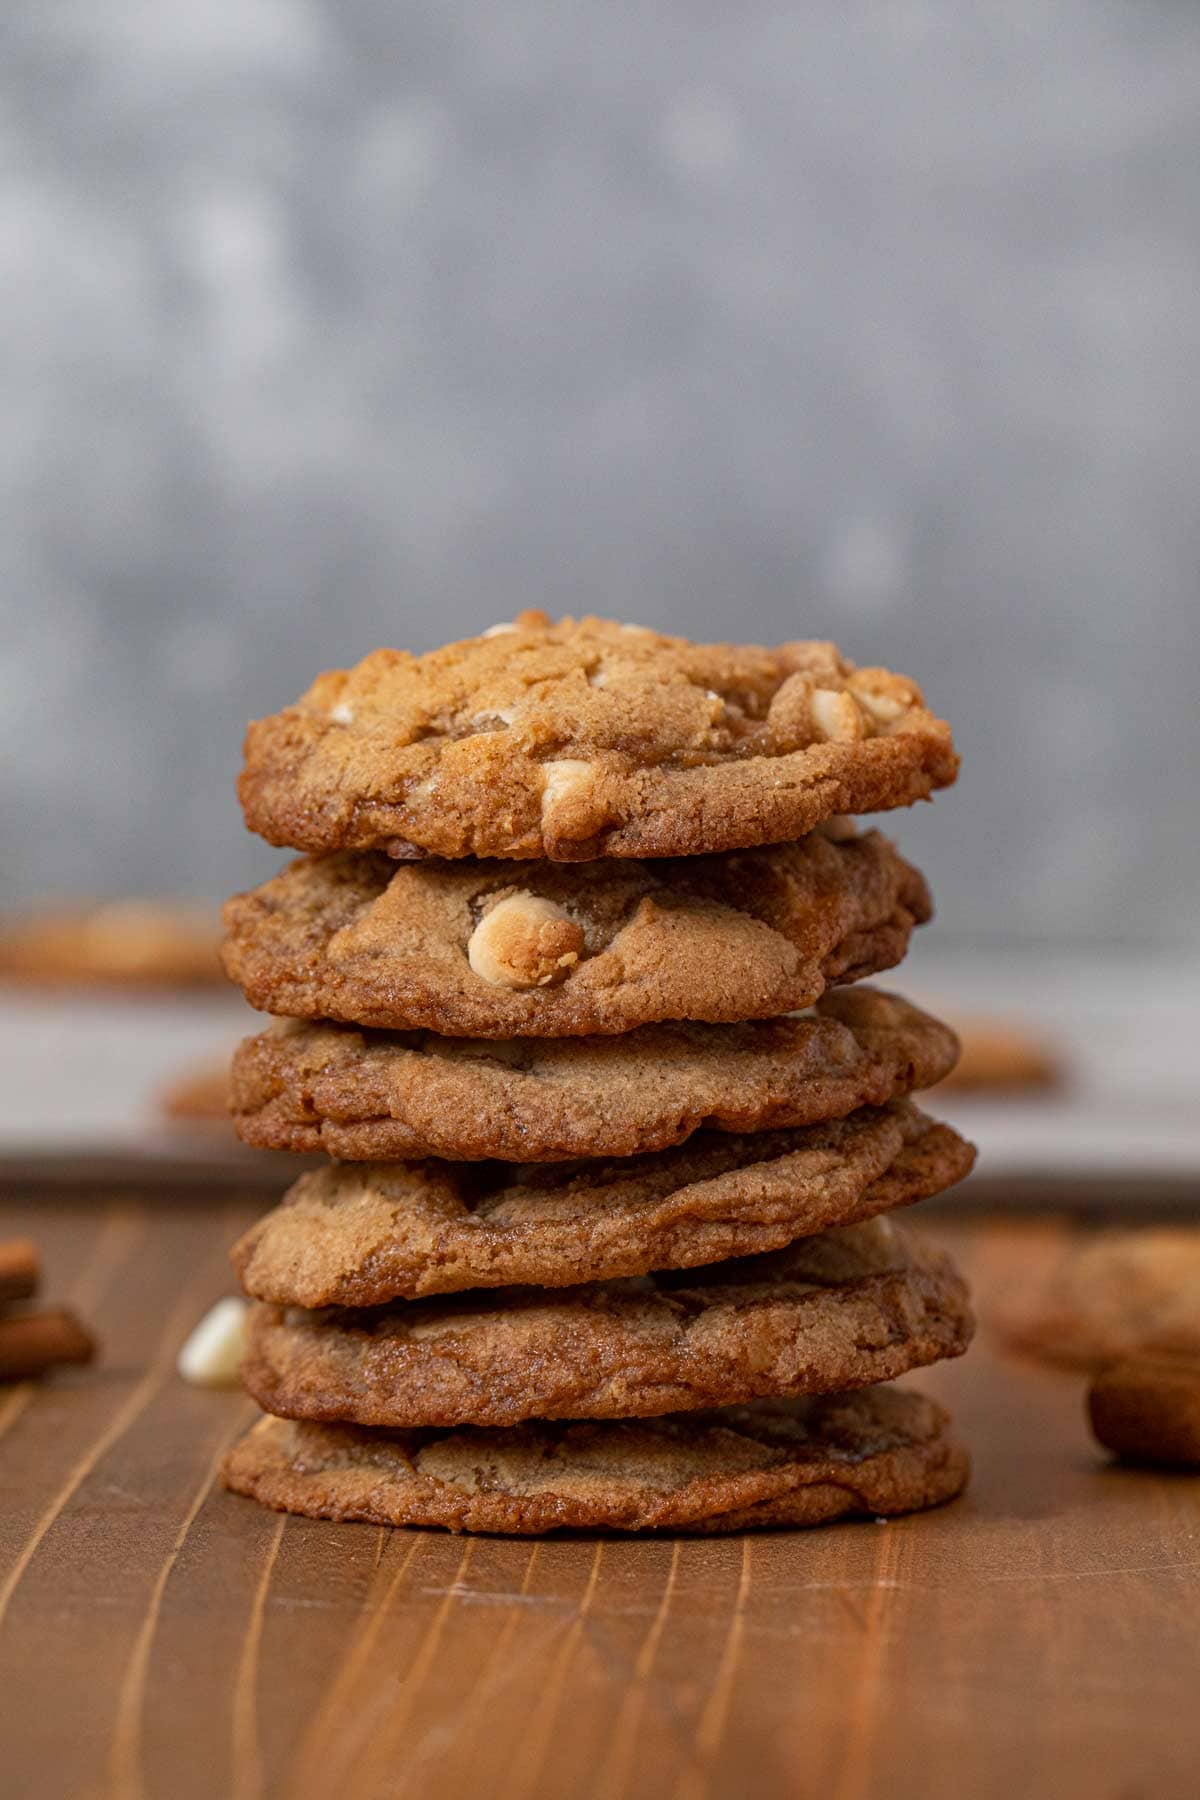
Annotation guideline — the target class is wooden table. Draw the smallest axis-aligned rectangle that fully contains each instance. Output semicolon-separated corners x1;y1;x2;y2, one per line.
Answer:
1;1185;1197;1800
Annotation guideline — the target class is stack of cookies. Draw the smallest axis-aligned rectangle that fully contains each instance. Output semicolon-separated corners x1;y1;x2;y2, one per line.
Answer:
221;615;976;1535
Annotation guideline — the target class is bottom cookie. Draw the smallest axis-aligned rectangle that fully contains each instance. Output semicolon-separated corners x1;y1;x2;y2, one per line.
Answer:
222;1385;968;1536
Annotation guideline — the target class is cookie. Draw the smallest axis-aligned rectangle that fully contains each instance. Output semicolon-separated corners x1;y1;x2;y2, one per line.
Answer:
159;1060;231;1124
993;1229;1200;1370
232;1101;974;1307
222;1384;969;1535
230;986;960;1163
1087;1354;1200;1468
0;901;223;988
240;1217;973;1428
222;829;930;1036
238;614;958;862
933;1017;1061;1095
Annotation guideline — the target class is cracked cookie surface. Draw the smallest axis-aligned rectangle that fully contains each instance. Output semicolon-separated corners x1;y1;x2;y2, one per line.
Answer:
238;614;958;861
232;1101;973;1306
229;986;960;1163
222;829;931;1035
241;1216;974;1428
222;1384;969;1534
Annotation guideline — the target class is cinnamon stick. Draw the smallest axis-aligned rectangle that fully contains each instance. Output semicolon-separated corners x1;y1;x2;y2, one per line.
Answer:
0;1308;96;1381
0;1239;40;1306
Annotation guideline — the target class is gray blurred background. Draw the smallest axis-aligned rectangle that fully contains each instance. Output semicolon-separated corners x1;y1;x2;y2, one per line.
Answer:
1;0;1197;945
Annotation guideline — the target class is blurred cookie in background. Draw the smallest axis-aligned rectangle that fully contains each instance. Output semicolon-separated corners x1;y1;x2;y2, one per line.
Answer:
993;1228;1200;1369
932;1015;1063;1096
0;901;224;988
158;1057;232;1128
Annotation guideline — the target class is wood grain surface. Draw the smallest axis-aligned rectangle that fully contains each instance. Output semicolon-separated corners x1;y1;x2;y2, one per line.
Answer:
1;1186;1198;1800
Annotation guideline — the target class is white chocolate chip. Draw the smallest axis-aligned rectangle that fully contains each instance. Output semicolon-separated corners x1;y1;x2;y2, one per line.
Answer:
809;688;865;743
177;1297;247;1388
482;622;517;637
467;892;584;989
856;689;906;724
540;758;593;820
330;699;355;725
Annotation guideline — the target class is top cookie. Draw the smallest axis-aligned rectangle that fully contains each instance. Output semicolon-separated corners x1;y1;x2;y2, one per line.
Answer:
239;614;958;861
